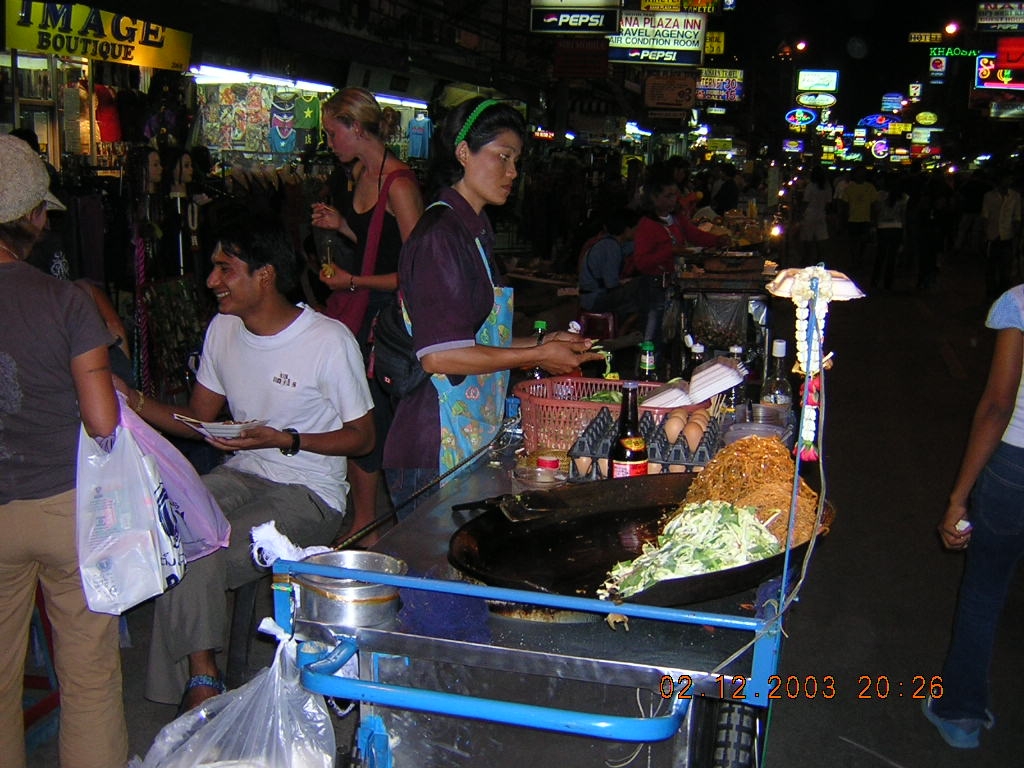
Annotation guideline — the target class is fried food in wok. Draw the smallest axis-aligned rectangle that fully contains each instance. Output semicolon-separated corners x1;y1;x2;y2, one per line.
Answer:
684;435;824;546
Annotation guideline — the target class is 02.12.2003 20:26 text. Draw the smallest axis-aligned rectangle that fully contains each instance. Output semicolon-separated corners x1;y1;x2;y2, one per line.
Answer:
657;674;945;701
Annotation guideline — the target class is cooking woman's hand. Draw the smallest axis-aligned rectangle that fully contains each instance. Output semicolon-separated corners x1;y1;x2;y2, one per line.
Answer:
540;339;606;376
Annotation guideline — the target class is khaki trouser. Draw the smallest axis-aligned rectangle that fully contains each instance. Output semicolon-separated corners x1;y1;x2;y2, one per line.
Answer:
0;488;128;768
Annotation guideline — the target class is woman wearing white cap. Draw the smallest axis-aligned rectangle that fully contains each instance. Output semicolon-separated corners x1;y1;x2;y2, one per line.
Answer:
0;135;128;768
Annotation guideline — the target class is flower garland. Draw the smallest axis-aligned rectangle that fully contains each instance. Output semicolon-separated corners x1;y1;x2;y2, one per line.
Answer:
766;266;864;462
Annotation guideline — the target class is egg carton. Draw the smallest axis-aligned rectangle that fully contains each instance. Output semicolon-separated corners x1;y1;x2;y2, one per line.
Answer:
568;409;722;481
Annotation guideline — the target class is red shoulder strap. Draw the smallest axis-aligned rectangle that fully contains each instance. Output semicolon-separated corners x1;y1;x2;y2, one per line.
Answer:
361;168;418;277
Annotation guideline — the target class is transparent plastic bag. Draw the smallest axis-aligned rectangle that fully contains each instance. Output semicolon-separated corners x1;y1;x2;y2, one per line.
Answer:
76;424;186;615
691;293;747;350
137;635;335;768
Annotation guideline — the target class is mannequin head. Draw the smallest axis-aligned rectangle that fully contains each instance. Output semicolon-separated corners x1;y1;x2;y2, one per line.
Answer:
161;146;193;195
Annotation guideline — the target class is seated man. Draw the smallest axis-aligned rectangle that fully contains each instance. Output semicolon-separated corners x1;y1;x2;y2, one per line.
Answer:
577;207;644;320
119;208;374;710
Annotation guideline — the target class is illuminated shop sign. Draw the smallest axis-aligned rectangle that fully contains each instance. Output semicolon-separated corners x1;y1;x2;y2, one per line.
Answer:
785;108;817;126
6;2;192;71
533;129;556;140
530;9;619;34
796;92;836;107
858;113;893;129
928;46;981;57
697;67;743;101
915;111;938;125
976;53;1024;89
608;11;707;66
996;37;1024;69
880;93;904;111
642;0;721;10
908;32;944;43
887;122;912;135
796;69;839;92
782;139;804;153
977;2;1024;32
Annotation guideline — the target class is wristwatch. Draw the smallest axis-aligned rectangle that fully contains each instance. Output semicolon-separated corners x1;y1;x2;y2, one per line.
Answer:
280;428;300;456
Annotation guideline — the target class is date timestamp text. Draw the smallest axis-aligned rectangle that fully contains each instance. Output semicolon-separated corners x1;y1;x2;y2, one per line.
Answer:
658;675;944;701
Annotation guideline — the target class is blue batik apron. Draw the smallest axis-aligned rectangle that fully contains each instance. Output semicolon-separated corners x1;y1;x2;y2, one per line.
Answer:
431;237;513;480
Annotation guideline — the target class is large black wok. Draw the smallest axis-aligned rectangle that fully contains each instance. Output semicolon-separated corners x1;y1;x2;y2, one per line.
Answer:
447;474;828;607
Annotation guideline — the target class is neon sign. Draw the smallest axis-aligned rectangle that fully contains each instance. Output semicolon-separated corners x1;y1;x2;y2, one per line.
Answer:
785;108;817;126
976;54;1024;89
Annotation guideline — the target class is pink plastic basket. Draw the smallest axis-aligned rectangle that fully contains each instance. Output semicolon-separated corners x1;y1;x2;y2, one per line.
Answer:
512;377;702;453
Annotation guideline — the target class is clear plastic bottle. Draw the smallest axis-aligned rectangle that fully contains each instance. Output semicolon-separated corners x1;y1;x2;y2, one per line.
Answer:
530;320;548;380
637;341;658;381
608;381;648;478
724;344;746;414
760;338;793;407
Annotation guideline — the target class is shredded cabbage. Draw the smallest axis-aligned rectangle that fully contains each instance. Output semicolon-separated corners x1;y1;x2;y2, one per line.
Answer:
598;500;782;600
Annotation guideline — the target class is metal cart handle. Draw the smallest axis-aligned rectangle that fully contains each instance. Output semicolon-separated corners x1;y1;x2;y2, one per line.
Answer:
298;638;691;743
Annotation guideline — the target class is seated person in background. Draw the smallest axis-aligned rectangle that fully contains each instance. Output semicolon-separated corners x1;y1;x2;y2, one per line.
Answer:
116;207;374;711
578;207;645;322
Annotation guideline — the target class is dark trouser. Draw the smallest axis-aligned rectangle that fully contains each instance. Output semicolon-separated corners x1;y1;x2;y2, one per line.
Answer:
872;228;902;289
934;442;1024;724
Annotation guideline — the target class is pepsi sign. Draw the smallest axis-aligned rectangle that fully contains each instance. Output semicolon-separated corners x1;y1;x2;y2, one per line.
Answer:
530;9;619;34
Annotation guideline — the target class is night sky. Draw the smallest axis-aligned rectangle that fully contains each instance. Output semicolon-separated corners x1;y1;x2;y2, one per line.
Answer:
716;0;980;124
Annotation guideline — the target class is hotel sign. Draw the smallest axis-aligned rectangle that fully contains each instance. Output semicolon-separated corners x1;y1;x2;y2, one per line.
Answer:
977;2;1024;32
608;11;707;66
7;2;192;71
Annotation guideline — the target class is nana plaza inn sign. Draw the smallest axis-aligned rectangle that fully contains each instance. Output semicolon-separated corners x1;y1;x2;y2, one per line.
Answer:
607;11;707;66
7;2;192;71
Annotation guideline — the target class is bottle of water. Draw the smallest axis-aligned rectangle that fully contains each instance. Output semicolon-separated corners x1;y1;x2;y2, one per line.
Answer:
760;339;793;408
724;344;746;414
530;320;548;380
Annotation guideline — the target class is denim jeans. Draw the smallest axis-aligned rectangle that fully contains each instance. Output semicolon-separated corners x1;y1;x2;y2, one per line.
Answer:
933;441;1024;723
385;467;440;521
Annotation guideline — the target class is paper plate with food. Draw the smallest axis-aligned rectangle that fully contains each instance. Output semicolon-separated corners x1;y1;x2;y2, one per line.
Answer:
173;414;269;439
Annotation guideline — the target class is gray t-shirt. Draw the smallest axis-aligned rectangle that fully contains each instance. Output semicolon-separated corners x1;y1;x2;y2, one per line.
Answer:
1;260;112;503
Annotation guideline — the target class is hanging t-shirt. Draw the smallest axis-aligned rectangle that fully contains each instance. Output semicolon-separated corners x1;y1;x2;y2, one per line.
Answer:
294;94;321;153
407;114;433;159
269;91;297;154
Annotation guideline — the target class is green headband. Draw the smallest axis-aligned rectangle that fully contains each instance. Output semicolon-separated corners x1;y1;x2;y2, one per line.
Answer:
455;99;499;146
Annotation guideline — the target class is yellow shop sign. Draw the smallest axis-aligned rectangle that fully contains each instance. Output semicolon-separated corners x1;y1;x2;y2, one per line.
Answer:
6;2;192;71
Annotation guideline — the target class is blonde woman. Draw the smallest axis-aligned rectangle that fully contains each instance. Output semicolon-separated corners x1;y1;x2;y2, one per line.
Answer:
311;87;424;540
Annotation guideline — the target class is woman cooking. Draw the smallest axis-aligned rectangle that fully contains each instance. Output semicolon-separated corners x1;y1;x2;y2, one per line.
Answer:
382;98;602;516
631;163;730;348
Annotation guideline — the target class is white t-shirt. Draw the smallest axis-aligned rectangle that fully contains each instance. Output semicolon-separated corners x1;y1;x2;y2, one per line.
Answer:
987;285;1024;448
197;304;373;512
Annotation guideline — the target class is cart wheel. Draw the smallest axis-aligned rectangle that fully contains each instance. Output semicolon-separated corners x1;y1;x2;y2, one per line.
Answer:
711;701;761;768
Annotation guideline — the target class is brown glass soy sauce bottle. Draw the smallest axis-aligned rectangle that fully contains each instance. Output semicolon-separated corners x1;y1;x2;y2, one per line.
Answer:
608;380;648;478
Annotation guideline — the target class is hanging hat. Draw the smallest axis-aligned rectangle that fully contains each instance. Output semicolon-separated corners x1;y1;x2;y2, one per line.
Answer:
0;135;66;224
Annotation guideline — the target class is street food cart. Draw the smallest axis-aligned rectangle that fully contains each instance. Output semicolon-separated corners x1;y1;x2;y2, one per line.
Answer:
270;266;858;768
272;459;801;768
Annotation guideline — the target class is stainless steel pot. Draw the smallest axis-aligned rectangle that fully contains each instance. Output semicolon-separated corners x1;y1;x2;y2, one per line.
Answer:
293;550;407;629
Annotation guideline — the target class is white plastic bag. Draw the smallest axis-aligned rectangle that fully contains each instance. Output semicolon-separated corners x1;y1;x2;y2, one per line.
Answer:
137;633;335;768
76;424;186;614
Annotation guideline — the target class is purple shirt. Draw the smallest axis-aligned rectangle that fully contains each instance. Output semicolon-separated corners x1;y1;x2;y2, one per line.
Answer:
383;187;505;469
